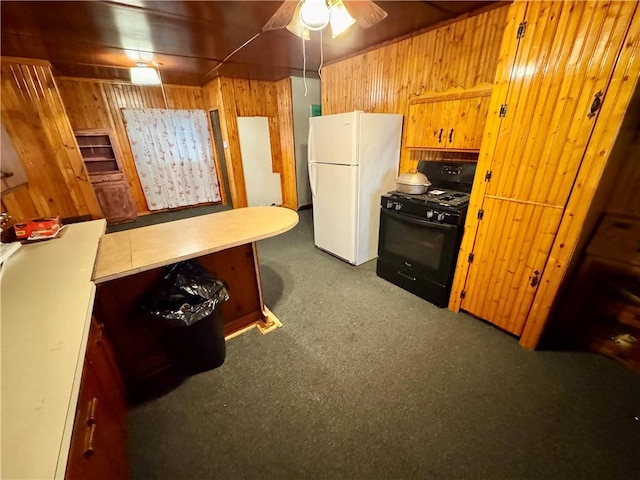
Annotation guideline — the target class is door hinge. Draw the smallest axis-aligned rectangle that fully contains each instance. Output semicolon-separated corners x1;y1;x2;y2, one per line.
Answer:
460;291;466;299
517;21;527;39
485;170;492;182
499;104;508;117
468;253;474;263
477;209;484;220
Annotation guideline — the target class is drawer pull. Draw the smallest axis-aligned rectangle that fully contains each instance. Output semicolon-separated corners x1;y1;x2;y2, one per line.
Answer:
83;423;96;458
86;397;98;425
398;271;417;282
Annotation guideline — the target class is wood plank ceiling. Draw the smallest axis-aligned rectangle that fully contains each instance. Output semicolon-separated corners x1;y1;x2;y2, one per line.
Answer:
1;1;500;86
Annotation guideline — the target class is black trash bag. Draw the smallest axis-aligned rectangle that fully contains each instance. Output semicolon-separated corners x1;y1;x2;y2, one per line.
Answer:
140;260;229;328
138;260;230;374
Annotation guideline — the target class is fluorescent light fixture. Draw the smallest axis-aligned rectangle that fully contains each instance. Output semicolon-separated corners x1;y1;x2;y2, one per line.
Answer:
286;2;310;40
130;65;161;85
300;0;330;31
329;0;355;38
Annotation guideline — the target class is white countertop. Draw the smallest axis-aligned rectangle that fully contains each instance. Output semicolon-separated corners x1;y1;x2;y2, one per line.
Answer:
1;219;106;480
93;206;299;283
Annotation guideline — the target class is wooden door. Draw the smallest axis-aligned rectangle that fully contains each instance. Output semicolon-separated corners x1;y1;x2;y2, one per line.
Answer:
92;175;137;224
461;198;564;335
455;1;637;334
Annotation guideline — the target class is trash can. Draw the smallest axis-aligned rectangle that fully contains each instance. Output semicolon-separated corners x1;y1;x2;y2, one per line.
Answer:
138;260;229;375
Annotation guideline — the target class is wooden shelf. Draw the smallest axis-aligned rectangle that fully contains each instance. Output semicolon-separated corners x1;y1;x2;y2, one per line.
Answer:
83;157;117;162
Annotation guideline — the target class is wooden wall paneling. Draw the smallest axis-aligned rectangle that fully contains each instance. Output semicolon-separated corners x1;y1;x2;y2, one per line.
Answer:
219;78;248;207
449;2;526;311
320;6;509;174
203;77;298;210
521;5;640;348
276;77;298;209
58;78;218;214
450;0;637;327
202;78;238;207
488;1;637;207
0;59;102;220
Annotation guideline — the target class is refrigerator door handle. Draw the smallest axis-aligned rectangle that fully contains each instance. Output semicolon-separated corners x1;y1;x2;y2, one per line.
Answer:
309;163;317;198
308;123;317;198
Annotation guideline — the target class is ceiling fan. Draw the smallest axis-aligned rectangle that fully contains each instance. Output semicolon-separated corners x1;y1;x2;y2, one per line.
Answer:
263;0;389;39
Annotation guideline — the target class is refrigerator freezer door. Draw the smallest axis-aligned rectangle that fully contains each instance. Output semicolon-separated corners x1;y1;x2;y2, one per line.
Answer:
308;112;358;166
310;162;358;263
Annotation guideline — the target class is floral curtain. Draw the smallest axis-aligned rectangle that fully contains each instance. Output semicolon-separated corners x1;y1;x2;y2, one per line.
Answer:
122;109;221;210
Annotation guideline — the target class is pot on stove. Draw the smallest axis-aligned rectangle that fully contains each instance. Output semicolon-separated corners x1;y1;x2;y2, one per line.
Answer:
395;170;431;194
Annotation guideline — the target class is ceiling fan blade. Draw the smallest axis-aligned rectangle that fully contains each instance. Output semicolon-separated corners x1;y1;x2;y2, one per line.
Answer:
343;0;388;29
263;1;299;31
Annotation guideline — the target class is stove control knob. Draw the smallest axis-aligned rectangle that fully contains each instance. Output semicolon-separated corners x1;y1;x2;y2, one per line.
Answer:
437;213;446;221
426;210;434;219
394;203;402;211
386;201;393;209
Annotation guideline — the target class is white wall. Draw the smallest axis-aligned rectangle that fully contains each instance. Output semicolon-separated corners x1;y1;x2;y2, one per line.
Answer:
290;76;321;208
237;117;282;207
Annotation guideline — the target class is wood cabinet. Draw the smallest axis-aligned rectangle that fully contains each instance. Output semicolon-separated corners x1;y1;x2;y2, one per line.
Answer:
76;130;137;224
1;122;28;195
450;1;640;343
562;216;640;369
65;317;127;480
406;86;492;151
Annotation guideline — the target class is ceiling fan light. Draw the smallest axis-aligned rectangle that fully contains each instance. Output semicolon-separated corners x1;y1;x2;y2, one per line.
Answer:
130;66;161;85
329;0;356;38
300;0;330;31
286;2;310;40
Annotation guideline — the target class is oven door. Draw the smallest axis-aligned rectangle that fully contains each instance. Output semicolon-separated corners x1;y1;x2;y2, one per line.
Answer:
378;208;460;286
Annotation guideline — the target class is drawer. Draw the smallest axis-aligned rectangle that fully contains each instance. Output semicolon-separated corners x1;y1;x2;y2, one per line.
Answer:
65;362;127;479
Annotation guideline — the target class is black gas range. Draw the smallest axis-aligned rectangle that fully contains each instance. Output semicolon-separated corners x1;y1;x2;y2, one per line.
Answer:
382;188;470;225
376;161;476;307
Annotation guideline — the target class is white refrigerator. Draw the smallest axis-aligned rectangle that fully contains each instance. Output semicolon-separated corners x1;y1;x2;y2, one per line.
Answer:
308;111;403;266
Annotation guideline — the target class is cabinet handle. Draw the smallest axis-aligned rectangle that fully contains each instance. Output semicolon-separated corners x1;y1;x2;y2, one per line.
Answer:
438;128;443;143
0;170;14;179
86;397;98;425
530;270;540;288
449;128;454;143
83;423;96;458
587;91;603;119
96;322;104;345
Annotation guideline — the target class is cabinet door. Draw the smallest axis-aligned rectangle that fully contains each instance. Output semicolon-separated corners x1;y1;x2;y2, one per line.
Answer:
1;123;28;194
406;102;445;149
86;317;127;419
65;361;127;480
454;1;637;335
447;96;491;150
92;176;137;224
461;198;563;335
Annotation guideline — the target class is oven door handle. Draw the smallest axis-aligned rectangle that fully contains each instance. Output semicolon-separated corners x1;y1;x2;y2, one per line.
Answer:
381;208;457;231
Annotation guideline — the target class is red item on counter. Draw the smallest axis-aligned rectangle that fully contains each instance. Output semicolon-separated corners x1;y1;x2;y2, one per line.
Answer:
13;216;61;240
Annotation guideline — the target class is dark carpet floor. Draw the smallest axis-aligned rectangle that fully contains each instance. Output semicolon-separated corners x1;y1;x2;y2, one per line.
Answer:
129;210;640;480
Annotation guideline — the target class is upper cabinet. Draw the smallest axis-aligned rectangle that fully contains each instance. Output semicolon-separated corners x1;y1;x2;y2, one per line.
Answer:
406;85;492;151
1;123;28;195
75;130;137;225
